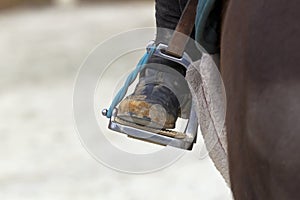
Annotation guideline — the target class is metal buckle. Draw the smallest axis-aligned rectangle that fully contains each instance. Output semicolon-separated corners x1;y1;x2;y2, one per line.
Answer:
148;43;192;69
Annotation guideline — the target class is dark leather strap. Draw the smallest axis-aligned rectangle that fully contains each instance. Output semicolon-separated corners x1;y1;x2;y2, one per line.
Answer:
166;0;198;58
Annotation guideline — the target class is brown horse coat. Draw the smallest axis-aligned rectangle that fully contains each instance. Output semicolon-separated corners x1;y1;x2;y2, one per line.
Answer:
221;0;300;199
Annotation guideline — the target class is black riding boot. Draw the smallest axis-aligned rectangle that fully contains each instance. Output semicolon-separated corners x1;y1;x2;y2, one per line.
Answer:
117;0;193;129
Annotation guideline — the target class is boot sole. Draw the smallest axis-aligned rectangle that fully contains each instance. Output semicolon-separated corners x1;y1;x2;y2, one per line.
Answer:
118;99;176;129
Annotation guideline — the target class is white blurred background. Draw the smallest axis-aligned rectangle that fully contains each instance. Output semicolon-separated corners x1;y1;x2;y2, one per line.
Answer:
0;0;232;199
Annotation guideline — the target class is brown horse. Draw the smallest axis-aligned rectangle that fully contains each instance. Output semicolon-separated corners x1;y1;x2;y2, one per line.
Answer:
221;0;300;199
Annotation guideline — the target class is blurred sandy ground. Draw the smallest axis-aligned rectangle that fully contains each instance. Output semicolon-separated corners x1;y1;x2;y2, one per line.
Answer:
0;1;232;199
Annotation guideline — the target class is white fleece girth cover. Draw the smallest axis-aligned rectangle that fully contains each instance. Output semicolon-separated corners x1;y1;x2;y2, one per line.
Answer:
186;54;230;185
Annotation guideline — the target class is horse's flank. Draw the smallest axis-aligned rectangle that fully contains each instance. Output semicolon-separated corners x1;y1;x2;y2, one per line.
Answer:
221;0;300;199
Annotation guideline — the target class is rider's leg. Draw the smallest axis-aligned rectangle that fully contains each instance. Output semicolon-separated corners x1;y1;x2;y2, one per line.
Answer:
117;0;193;129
